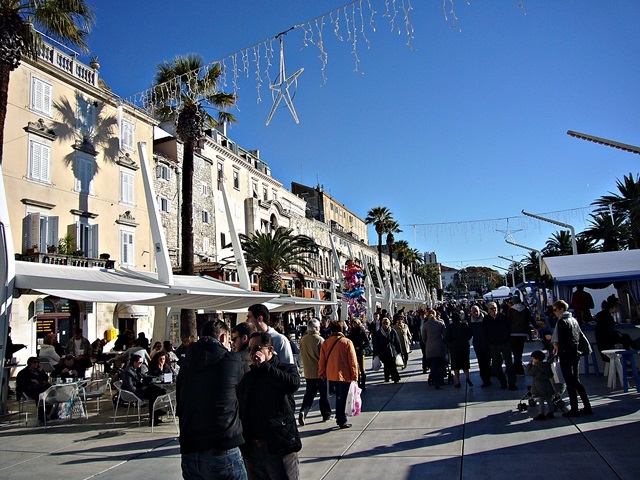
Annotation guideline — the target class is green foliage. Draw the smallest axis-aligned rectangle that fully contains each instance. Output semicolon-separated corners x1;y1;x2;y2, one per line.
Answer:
240;229;319;293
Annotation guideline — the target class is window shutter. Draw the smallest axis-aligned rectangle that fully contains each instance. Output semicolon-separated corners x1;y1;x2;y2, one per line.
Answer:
47;216;59;248
89;224;99;258
22;213;40;252
156;165;161;178
42;81;52;116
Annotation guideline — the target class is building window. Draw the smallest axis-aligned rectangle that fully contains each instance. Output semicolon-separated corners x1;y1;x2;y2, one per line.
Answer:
233;170;239;189
120;170;135;205
22;213;58;252
120;118;134;151
28;139;51;183
74;155;95;194
76;96;95;139
156;163;171;181
203;236;210;252
31;76;52;116
220;232;226;248
263;187;268;201
157;196;171;212
217;162;223;190
201;183;209;196
252;182;258;198
74;221;99;258
120;229;134;266
202;210;210;224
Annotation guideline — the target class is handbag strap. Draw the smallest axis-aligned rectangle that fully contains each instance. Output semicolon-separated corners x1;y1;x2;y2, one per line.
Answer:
324;336;342;364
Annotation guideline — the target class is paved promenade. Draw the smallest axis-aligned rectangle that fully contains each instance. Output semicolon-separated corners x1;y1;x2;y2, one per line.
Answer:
1;341;638;479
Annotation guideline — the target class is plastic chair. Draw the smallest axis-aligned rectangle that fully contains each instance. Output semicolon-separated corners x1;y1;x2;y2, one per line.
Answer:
38;384;79;428
18;393;38;426
112;380;148;426
39;362;55;374
151;391;178;434
81;378;111;415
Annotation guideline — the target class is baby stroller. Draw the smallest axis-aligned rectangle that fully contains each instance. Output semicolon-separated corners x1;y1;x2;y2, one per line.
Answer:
518;354;567;413
426;347;455;386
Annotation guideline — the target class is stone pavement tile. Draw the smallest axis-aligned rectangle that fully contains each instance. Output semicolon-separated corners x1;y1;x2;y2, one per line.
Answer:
462;451;618;480
93;438;181;480
367;409;464;430
300;426;361;457
317;455;461;480
345;426;463;457
299;457;340;480
0;454;127;479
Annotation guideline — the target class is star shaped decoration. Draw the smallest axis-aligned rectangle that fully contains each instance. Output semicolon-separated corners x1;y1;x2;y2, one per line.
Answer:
266;36;304;126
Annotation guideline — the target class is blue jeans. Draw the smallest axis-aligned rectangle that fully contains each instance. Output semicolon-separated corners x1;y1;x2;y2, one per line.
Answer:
181;446;247;480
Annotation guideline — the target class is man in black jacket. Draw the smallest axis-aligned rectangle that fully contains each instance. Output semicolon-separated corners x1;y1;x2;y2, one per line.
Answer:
238;331;301;480
485;302;517;390
177;320;247;480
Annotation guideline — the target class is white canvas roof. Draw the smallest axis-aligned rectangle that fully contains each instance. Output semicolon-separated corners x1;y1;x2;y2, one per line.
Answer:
226;295;336;314
14;262;276;309
541;250;640;285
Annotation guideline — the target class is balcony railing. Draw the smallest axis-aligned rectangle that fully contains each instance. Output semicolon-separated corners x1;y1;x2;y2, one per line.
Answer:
18;252;114;269
37;43;97;87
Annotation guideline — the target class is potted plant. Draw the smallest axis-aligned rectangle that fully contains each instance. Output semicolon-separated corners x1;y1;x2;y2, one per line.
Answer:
58;233;75;255
89;55;100;70
47;244;58;254
72;249;85;257
99;253;111;260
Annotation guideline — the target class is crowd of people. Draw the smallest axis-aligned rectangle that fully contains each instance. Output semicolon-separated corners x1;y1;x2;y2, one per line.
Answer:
9;289;640;480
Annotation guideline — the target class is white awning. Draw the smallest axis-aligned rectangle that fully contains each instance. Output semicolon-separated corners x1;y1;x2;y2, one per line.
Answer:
542;250;640;285
226;295;336;314
14;262;275;309
120;269;277;309
14;262;185;302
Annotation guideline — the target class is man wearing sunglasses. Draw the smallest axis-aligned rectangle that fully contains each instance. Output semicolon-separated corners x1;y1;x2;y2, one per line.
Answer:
231;322;256;373
238;331;301;479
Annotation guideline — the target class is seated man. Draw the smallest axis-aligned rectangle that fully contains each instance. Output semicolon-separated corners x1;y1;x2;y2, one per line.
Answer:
16;357;52;420
65;329;92;370
121;354;166;426
52;355;85;380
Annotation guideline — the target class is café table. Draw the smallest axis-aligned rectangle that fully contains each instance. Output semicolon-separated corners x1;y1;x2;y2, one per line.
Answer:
601;349;640;392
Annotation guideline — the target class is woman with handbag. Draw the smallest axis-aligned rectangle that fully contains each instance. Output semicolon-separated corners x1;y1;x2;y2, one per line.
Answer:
392;313;412;369
318;320;358;429
373;317;402;384
551;300;592;417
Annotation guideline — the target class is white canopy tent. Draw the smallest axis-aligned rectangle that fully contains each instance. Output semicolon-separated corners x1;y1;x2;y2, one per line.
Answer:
542;250;640;285
542;250;640;308
483;286;514;301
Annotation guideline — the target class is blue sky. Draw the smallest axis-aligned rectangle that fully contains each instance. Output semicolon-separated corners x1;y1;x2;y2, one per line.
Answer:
84;0;640;270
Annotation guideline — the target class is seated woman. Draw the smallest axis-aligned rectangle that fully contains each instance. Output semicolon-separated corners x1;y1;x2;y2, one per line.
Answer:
595;299;640;362
39;333;60;366
147;353;172;378
121;354;166;425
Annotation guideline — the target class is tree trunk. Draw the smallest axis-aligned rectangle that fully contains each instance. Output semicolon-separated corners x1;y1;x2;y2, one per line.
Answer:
377;232;383;279
180;139;196;339
0;64;11;166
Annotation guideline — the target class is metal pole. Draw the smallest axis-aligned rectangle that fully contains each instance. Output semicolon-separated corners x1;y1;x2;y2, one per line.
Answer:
521;210;577;255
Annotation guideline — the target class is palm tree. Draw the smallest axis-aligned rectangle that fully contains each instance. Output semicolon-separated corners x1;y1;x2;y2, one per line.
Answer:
543;230;574;257
240;228;318;293
582;211;628;252
152;54;237;338
385;220;402;276
0;0;94;166
593;173;640;249
393;239;410;294
365;206;392;276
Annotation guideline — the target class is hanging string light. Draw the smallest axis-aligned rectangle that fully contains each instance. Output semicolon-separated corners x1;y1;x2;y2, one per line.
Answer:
123;0;524;122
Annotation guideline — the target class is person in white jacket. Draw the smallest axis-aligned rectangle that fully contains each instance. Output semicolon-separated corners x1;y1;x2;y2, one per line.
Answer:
39;333;60;366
